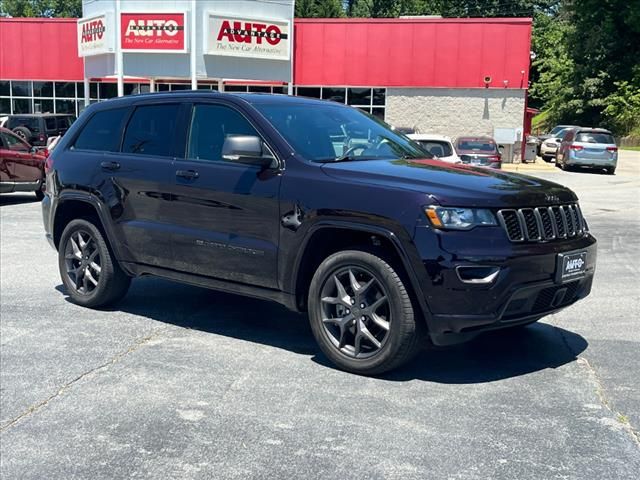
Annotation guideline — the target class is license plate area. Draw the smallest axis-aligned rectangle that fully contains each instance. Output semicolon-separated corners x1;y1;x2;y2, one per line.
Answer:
556;251;587;283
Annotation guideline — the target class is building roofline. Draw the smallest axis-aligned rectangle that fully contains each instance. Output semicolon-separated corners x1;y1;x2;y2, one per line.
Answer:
294;17;532;25
1;16;532;25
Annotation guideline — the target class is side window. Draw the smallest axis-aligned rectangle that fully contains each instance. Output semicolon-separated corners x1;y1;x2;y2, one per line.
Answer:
187;104;260;163
73;107;129;152
1;132;29;152
122;104;180;157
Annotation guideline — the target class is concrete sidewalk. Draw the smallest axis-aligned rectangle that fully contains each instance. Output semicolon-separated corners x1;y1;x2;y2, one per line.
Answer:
502;158;558;173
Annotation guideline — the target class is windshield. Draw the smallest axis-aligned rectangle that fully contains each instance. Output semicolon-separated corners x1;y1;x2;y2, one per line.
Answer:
254;103;429;162
456;139;498;153
549;126;565;135
576;132;615;144
415;140;453;157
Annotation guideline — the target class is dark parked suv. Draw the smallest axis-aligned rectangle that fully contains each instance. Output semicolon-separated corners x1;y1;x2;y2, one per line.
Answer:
41;92;597;375
6;114;75;146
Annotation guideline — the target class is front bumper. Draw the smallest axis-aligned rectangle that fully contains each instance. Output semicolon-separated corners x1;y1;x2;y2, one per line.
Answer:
412;225;597;345
540;144;558;156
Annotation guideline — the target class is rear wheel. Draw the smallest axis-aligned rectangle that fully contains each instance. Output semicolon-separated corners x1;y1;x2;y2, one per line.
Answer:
606;167;616;175
12;127;30;141
58;219;131;308
308;250;422;375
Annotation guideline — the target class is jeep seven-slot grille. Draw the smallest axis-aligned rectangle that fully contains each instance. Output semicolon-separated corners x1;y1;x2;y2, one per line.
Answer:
497;204;586;242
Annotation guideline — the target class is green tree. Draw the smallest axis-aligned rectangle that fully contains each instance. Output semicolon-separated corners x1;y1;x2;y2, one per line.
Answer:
0;0;82;17
295;0;345;18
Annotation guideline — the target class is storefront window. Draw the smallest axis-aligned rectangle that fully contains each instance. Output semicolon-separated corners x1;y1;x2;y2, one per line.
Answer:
224;85;248;92
0;81;9;96
347;88;371;106
296;87;321;98
372;107;385;120
170;84;189;91
33;82;53;97
100;83;117;99
322;87;346;103
372;89;386;106
34;99;54;113
90;83;98;99
0;98;10;114
55;99;75;114
12;81;32;97
12;98;32;113
158;84;170;91
248;86;271;93
55;82;76;98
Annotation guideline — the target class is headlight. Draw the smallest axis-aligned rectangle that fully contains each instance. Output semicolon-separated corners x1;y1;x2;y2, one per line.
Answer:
424;206;498;230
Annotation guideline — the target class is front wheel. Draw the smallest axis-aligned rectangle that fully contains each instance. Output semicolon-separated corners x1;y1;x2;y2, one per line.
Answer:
308;250;422;375
58;219;131;308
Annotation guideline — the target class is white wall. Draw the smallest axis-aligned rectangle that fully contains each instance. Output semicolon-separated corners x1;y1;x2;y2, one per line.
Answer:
386;88;526;139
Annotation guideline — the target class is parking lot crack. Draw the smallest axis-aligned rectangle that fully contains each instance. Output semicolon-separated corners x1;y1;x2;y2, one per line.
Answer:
556;326;640;447
0;327;167;432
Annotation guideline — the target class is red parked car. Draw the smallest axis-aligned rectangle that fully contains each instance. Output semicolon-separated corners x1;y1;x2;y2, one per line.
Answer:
0;127;47;200
454;136;502;169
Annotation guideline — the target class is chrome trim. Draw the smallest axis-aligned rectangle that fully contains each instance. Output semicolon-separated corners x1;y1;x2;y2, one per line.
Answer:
455;266;501;285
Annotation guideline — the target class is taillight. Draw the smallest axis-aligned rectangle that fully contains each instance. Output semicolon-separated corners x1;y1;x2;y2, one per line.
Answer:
606;146;618;152
44;156;54;174
569;144;583;151
487;155;501;163
42;148;50;158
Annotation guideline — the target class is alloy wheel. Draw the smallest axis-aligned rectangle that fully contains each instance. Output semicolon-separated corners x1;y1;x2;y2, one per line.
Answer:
64;230;102;294
319;266;391;359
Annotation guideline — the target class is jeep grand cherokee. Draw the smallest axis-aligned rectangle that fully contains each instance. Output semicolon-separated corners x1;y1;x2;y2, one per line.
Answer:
41;92;597;375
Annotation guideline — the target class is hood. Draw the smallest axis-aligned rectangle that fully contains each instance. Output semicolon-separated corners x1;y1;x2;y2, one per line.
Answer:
320;158;578;208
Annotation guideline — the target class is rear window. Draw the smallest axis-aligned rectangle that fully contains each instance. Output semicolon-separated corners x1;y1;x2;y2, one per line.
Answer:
416;140;453;157
10;117;40;133
456;140;497;153
57;116;74;129
122;104;180;157
73;108;129;152
576;132;615;144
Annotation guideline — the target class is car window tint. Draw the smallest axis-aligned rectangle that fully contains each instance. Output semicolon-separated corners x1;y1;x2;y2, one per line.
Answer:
123;104;179;157
416;140;452;157
1;131;29;151
45;118;56;130
576;132;615;144
74;107;128;152
12;117;40;133
187;104;260;162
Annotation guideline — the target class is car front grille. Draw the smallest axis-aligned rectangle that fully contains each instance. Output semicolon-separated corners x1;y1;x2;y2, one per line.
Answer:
497;204;586;242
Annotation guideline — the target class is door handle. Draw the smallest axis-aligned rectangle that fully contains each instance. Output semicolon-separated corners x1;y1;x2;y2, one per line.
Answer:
176;169;199;180
100;161;120;171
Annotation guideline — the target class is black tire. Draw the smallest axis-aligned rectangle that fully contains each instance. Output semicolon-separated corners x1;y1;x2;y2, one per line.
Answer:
12;127;31;141
308;250;422;375
606;167;616;175
58;219;131;308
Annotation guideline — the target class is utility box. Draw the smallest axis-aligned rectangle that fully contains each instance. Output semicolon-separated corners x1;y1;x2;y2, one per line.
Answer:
523;138;538;163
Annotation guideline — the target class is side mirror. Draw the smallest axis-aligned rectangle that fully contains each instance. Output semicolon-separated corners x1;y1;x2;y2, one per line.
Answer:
221;135;276;168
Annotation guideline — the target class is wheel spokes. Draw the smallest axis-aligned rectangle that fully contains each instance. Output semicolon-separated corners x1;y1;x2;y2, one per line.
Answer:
319;266;391;359
70;237;82;259
369;312;390;331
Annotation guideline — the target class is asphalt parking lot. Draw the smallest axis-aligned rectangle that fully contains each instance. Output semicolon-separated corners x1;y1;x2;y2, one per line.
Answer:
1;151;639;479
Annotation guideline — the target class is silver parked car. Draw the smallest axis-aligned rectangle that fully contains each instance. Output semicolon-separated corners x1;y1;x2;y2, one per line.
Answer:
556;128;618;174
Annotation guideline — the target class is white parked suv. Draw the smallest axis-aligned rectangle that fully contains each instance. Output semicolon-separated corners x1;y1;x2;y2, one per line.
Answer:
407;134;461;164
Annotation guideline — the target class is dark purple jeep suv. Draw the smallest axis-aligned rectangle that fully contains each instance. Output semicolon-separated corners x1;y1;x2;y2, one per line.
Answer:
41;92;597;375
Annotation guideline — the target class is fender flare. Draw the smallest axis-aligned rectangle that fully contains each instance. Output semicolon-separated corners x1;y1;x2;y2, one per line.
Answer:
290;220;433;319
53;191;129;271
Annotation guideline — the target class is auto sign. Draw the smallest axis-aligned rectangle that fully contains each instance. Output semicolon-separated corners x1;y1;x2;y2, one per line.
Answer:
121;12;187;53
206;14;290;61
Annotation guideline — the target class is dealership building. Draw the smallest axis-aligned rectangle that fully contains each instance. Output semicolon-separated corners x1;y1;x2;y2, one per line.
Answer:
0;2;533;157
